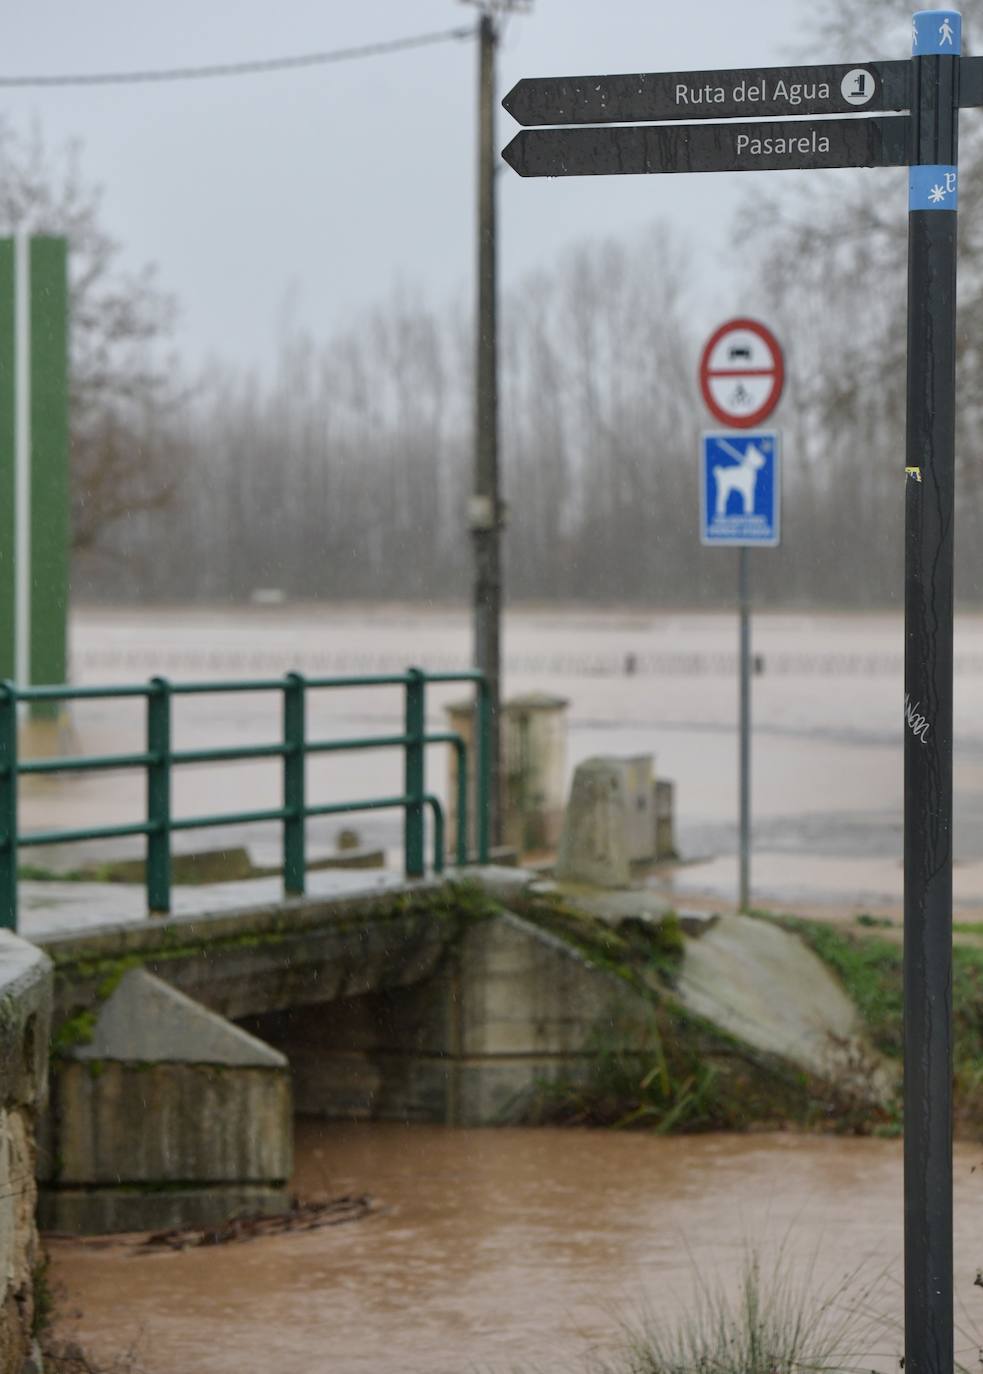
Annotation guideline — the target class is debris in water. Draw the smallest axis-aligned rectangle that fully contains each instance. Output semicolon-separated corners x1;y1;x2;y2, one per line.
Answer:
137;1195;376;1252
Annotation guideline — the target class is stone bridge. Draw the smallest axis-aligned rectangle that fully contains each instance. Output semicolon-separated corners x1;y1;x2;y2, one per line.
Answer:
21;868;870;1235
33;870;659;1232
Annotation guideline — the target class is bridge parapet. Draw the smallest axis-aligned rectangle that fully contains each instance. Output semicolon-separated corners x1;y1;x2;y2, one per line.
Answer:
40;880;454;1026
0;931;51;1374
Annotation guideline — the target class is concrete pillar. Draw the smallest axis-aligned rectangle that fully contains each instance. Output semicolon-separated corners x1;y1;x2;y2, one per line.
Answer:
446;692;568;859
555;757;635;888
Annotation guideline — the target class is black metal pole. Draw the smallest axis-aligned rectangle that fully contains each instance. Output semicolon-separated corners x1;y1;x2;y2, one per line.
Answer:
904;12;960;1373
472;9;503;849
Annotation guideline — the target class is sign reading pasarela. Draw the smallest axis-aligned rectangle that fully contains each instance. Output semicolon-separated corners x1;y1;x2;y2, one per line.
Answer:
699;318;785;428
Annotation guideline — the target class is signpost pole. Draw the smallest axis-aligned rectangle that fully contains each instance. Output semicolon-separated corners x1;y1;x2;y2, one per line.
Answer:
904;11;960;1373
738;546;751;911
472;8;503;851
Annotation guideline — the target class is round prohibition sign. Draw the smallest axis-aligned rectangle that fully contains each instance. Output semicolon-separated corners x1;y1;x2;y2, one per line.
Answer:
699;318;785;429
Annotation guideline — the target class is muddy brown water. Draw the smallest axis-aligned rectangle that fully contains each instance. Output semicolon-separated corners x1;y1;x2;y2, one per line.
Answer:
46;1121;983;1373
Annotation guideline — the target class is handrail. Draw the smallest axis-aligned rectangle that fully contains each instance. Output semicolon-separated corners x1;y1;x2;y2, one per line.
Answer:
0;667;490;930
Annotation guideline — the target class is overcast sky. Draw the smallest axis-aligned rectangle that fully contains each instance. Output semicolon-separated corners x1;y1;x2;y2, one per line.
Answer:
0;1;916;373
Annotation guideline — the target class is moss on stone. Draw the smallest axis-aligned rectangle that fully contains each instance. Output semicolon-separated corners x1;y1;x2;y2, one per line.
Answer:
507;888;684;999
51;1008;97;1057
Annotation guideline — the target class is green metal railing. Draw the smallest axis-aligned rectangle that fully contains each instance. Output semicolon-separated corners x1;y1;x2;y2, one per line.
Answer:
0;667;491;932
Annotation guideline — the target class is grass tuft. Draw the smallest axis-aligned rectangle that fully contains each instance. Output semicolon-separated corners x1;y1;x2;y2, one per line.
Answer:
583;1247;899;1374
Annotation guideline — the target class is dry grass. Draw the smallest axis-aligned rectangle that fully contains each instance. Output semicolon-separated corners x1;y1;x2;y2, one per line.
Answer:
582;1248;902;1374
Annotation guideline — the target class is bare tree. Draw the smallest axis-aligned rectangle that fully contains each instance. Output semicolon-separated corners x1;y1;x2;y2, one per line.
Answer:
0;119;186;557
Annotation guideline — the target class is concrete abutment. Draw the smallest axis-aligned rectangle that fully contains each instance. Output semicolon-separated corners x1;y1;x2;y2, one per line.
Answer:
243;909;655;1127
0;932;52;1374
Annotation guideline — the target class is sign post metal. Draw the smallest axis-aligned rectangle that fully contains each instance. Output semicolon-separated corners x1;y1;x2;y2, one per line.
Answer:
503;10;968;1368
904;12;960;1373
738;545;751;912
700;422;783;914
698;319;784;914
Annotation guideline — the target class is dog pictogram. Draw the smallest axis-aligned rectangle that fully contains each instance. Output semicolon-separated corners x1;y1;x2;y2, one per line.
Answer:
713;438;767;516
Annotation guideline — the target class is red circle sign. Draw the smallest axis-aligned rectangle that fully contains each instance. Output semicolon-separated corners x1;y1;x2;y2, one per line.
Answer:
699;318;785;429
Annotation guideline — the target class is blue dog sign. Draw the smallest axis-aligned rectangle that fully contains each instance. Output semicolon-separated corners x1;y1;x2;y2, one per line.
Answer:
700;431;781;547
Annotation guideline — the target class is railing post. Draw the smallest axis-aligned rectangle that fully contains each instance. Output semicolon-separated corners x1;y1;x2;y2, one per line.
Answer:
455;739;469;867
404;668;426;878
146;676;172;915
429;798;446;875
476;677;491;864
283;671;306;896
0;683;18;931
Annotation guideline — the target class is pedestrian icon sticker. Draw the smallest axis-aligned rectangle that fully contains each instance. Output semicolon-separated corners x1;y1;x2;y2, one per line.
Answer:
912;9;961;55
700;432;781;547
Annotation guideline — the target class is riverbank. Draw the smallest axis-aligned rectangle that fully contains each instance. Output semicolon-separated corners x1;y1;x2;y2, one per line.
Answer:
784;915;983;1135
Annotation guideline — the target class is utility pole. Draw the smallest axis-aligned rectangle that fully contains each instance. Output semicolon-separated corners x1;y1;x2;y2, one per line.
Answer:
466;0;530;852
473;6;502;848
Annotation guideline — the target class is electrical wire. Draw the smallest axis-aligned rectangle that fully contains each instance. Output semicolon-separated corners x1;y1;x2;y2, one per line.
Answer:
0;25;476;90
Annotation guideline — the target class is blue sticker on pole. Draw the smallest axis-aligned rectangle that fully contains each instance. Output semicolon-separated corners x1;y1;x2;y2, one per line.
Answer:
910;165;958;210
700;432;780;547
912;10;961;56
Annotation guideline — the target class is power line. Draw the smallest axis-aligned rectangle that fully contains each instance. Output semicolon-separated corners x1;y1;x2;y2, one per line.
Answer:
0;25;476;89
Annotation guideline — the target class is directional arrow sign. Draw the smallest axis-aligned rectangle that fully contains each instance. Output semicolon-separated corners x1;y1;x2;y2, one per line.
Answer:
502;116;910;178
503;61;911;126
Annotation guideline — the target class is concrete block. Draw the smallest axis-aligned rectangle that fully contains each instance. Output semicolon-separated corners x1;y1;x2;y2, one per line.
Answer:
555;757;633;887
53;1061;291;1186
43;968;292;1232
446;694;568;859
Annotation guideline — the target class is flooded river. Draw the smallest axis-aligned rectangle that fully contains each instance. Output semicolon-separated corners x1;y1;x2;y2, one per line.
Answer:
47;1121;983;1373
33;603;983;911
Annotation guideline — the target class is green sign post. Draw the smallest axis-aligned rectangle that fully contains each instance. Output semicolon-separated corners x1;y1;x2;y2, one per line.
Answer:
0;235;69;728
